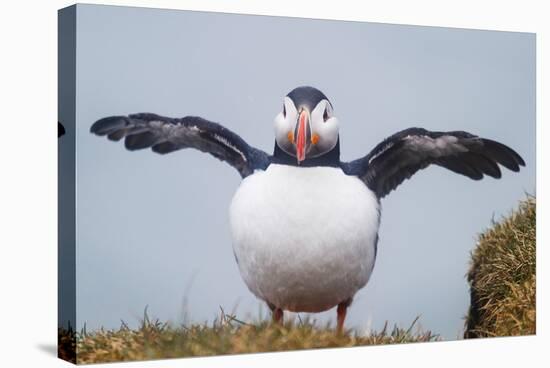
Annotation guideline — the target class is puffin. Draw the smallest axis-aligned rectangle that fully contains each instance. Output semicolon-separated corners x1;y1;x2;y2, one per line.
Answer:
90;86;525;333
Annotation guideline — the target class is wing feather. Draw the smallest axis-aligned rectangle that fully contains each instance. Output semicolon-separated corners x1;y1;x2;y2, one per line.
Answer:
343;128;524;198
91;113;270;178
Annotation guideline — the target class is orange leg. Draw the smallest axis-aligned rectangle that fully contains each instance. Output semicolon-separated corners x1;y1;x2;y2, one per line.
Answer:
336;299;351;334
272;307;284;325
268;302;284;325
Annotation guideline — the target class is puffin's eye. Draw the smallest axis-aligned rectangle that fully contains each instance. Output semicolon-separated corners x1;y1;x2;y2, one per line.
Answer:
283;105;286;118
323;108;329;122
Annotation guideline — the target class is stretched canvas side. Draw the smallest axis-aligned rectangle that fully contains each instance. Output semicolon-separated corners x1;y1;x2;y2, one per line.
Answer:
58;4;77;364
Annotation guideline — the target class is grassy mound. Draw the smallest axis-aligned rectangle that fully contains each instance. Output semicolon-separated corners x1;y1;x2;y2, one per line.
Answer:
74;311;437;364
465;196;536;338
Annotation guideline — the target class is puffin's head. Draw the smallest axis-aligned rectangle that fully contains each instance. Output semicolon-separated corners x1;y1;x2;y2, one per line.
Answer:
274;86;340;164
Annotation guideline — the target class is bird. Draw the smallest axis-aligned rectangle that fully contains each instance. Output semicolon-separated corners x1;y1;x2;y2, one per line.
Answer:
90;85;525;334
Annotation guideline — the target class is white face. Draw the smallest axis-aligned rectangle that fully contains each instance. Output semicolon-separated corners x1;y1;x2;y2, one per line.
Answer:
274;96;340;163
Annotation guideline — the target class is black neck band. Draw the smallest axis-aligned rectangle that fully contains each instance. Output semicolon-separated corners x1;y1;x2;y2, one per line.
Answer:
271;139;341;168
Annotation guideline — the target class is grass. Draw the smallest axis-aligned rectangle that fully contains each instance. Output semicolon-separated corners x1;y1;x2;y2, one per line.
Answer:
70;309;437;364
464;196;536;338
58;325;76;364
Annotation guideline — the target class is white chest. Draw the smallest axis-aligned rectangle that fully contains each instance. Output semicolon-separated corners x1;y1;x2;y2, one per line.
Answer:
229;164;380;312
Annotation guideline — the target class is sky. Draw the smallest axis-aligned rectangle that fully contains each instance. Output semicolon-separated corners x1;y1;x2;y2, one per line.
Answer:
72;4;535;340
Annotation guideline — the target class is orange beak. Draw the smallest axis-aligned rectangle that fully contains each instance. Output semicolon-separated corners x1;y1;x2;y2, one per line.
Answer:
296;109;309;163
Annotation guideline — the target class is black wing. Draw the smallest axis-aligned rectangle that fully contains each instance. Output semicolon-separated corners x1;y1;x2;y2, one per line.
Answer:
343;128;525;198
90;113;270;178
58;122;65;137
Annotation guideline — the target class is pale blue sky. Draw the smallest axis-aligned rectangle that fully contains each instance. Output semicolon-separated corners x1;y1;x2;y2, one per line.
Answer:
73;4;535;339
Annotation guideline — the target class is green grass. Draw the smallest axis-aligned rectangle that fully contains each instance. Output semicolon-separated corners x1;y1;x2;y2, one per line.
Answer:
71;310;437;364
464;196;536;338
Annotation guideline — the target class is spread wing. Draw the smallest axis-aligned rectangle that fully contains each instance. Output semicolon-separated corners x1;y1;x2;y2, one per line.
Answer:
343;127;525;198
90;113;271;178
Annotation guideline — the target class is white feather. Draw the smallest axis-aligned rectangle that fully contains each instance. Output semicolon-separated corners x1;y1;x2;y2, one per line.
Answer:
229;164;380;313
